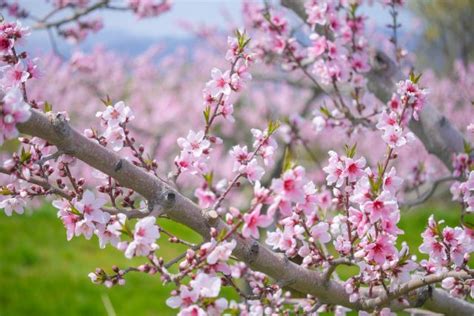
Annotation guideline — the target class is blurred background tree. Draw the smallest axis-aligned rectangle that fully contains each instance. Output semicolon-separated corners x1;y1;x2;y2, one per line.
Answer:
410;0;474;73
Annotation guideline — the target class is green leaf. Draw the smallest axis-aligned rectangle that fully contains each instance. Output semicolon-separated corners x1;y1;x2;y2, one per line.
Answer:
463;140;472;155
409;71;423;84
267;120;281;135
20;147;32;164
344;143;357;158
69;204;82;216
203;106;211;125
203;172;214;188
100;95;112;106
44;101;53;113
282;146;295;173
119;217;134;238
217;228;228;241
319;106;332;118
368;175;378;194
235;29;251;52
0;186;13;195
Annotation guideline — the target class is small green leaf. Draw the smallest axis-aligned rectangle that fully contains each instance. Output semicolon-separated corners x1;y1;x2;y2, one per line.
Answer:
409;71;422;84
203;106;211;125
203;172;214;188
235;29;251;52
463;140;472;155
267;120;281;135
319;106;331;118
44;101;53;113
69;204;82;216
282;146;295;173
344;143;357;158
100;95;112;106
20;147;32;163
0;187;13;195
217;228;228;241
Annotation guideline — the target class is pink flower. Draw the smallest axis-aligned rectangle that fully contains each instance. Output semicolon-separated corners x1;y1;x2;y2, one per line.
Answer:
342;156;366;183
419;220;449;267
206;68;231;97
441;277;456;290
96;100;134;127
73;218;95;239
1;62;30;88
0;196;26;216
54;199;80;241
220;101;234;122
252;181;273;205
351;52;370;73
127;0;171;19
73;190;109;224
102;126;125;151
239;158;265;183
396;79;428;121
1;86;31;144
166;285;199;309
296;181;318;215
348;207;369;237
363;192;398;224
177;130;210;158
207;239;236;265
96;214;125;249
323;151;344;187
383;167;403;193
194;187;216;209
307;33;326;59
381;126;413;148
365;234;397;265
0;33;13;54
178;305;206;316
242;204;272;239
190;272;221;297
229;145;250;172
124;216;160;258
271;166;306;203
305;0;328;26
376;111;398;131
310;222;331;244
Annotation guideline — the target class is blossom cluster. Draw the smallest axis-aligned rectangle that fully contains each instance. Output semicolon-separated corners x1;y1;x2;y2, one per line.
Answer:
174;30;254;179
305;0;371;87
127;0;172;19
1;2;474;315
54;191;160;259
94;100;135;152
0;21;36;144
419;215;473;269
375;78;427;148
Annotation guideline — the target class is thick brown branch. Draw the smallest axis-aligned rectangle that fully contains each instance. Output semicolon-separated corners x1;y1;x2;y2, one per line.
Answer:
16;109;474;314
280;0;468;172
362;270;472;311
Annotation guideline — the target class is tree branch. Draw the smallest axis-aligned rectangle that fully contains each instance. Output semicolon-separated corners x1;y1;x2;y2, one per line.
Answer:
280;0;468;172
401;175;458;208
15;109;474;314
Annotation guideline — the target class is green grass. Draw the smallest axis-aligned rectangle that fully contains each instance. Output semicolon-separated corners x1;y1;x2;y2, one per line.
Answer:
0;202;467;315
0;205;202;316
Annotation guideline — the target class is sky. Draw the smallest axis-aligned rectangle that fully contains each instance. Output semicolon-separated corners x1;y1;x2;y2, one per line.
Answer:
14;0;417;55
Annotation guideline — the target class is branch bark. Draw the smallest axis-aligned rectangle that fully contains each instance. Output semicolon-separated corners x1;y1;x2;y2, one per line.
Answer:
280;0;467;171
15;109;474;315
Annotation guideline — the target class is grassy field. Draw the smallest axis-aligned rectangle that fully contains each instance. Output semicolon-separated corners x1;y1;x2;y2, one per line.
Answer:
0;202;464;315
